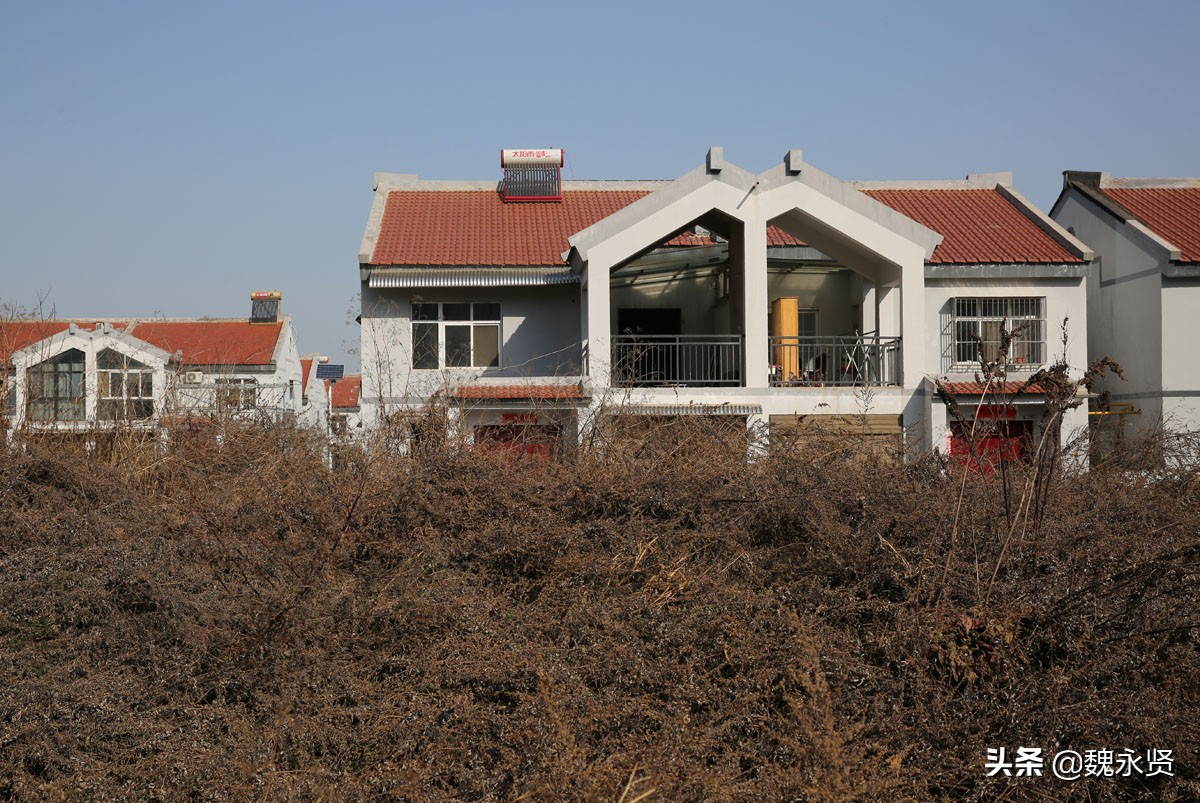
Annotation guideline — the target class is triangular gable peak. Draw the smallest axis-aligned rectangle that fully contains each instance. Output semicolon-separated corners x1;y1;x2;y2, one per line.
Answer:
7;323;172;369
566;148;943;287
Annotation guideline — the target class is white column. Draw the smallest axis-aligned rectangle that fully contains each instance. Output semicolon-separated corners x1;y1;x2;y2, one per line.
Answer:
583;259;611;394
743;220;769;388
861;281;877;334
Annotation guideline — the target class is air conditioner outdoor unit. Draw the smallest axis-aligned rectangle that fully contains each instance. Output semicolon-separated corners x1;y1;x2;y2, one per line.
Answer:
183;371;204;384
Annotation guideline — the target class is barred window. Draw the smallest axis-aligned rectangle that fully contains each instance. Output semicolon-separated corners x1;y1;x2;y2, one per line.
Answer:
953;297;1045;368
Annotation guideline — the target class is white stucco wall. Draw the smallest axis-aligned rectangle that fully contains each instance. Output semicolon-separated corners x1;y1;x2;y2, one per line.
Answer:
924;277;1089;451
1160;279;1200;429
1052;190;1165;425
359;282;585;427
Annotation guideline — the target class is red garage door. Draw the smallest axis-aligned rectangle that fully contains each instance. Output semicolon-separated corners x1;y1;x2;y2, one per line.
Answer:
950;417;1034;474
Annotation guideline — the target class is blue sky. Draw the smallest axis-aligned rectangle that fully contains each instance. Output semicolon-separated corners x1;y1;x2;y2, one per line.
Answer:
3;0;1197;368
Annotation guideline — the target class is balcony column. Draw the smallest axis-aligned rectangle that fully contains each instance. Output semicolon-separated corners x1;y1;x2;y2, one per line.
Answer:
742;221;769;388
861;281;876;334
583;258;612;394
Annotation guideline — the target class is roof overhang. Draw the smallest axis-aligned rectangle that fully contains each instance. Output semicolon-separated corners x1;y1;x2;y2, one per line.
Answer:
365;266;578;288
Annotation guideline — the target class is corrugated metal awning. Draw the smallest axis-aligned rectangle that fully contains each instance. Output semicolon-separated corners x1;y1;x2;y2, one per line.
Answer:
616;404;762;417
368;268;578;288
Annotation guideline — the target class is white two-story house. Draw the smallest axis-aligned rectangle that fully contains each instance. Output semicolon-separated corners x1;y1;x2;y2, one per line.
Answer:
1051;172;1200;436
357;148;1091;459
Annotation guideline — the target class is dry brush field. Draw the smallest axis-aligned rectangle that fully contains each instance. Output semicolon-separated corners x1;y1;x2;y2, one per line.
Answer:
1;420;1198;801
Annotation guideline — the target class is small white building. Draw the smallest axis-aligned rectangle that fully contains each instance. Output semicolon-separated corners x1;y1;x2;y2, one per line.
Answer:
1051;173;1200;434
0;292;307;443
356;148;1092;460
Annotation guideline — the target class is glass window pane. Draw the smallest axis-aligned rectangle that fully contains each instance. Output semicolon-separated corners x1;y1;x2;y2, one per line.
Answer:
130;398;153;419
443;303;471;321
473;325;499;368
98;349;123;369
473;303;501;321
445;325;471;367
140;373;154;397
412;302;438;321
412;323;439;369
99;398;120;419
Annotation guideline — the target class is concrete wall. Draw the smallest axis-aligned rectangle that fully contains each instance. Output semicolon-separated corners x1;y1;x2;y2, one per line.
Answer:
359;282;584;426
1052;190;1165;424
1161;279;1200;429
768;269;857;336
924;277;1090;450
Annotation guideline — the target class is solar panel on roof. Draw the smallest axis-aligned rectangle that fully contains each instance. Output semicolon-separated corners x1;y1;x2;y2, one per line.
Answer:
501;149;563;202
316;364;344;381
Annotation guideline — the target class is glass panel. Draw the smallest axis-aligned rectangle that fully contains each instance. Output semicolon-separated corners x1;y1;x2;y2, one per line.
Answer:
412;302;438;321
473;325;499;368
445;325;471;367
99;398;120;419
98;348;124;369
473;303;501;321
955;298;977;318
443;303;471;321
412;323;439;369
130;398;153;419
798;310;818;338
955;321;977;363
140;373;154;397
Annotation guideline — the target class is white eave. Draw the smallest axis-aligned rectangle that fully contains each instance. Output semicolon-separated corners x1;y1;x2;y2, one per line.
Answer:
366;266;578;288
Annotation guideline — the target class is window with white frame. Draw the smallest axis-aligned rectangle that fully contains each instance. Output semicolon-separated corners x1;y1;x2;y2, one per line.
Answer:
215;377;258;411
26;348;86;422
98;349;154;420
953;297;1045;368
411;302;501;369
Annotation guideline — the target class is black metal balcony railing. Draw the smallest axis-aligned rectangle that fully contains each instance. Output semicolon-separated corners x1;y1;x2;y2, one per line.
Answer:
769;335;902;387
612;334;743;387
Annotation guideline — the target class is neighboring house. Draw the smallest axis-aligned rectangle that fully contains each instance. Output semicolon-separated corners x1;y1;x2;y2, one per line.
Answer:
1051;173;1200;434
0;292;306;442
299;353;332;434
329;374;362;436
356;148;1092;459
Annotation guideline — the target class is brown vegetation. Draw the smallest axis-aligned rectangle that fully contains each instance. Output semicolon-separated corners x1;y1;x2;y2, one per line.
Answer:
1;417;1198;801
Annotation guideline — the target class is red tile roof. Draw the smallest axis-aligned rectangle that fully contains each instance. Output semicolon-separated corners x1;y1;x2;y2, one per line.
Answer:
372;190;651;266
1099;187;1200;263
371;184;1077;268
940;381;1045;396
1;320;283;367
864;189;1082;264
133;321;283;366
0;321;74;363
300;358;314;392
450;384;586;401
663;226;804;248
331;375;361;410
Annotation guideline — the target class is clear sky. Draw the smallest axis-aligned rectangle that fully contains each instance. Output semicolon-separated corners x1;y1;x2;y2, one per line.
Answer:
3;0;1197;369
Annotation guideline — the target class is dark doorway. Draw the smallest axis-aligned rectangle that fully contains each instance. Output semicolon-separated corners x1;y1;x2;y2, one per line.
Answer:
617;307;681;336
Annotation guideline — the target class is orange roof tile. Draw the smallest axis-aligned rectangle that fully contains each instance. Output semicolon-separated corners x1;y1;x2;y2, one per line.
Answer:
133;321;282;366
0;321;74;363
940;381;1045;396
864;189;1082;264
1100;187;1200;263
451;384;586;401
300;358;314;391
0;321;134;364
331;375;361;410
372;190;651;267
371;184;1077;269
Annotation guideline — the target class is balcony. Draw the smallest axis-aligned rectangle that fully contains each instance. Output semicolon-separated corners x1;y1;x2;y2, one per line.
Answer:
612;334;743;387
769;335;901;387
